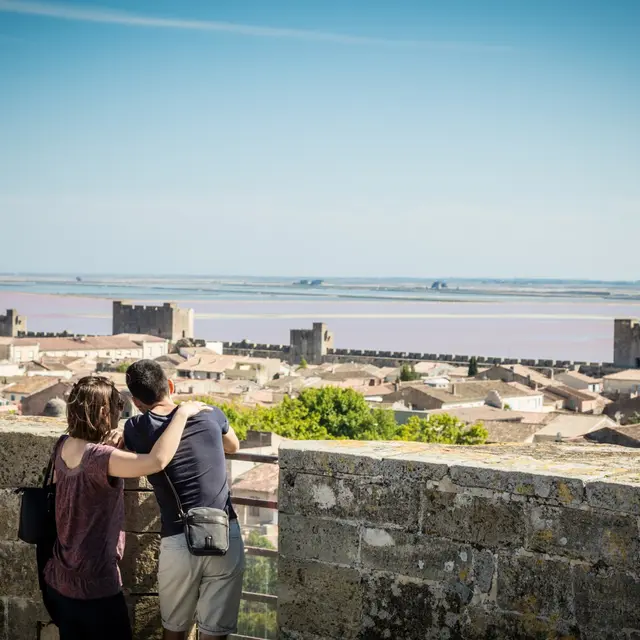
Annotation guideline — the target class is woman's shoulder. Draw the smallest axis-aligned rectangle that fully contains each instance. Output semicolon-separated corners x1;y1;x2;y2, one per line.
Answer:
83;442;118;471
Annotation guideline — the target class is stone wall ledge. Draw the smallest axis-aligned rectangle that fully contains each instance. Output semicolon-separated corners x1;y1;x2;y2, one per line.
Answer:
279;440;640;639
280;440;640;512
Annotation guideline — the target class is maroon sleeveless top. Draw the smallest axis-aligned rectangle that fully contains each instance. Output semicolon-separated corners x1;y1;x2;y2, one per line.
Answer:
44;441;126;599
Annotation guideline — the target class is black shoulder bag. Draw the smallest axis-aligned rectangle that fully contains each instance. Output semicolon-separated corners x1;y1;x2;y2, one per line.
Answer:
17;435;66;625
164;472;230;556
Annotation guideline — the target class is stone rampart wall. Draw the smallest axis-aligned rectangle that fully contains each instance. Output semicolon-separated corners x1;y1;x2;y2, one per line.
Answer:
278;440;640;640
0;419;164;640
222;342;619;374
223;342;290;359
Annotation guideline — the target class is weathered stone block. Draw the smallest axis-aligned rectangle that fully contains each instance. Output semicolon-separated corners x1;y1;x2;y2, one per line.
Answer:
5;598;51;640
358;479;422;530
526;504;639;567
496;553;574;620
279;440;449;480
278;558;362;639
473;548;495;594
39;624;59;640
586;477;640;515
279;513;360;565
124;491;161;533
121;533;160;593
280;471;421;530
574;565;640;631
279;471;359;520
0;428;60;488
360;572;463;639
0;489;20;540
422;490;525;548
361;529;473;589
0;541;39;599
450;466;585;505
460;607;580;640
279;631;332;640
125;476;153;491
128;595;162;640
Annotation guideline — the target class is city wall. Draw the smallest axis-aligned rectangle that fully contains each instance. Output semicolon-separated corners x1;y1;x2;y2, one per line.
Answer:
0;418;168;640
222;342;619;375
278;439;640;640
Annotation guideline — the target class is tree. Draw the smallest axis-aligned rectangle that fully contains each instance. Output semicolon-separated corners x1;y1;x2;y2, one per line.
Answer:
399;364;420;382
190;388;487;445
115;361;130;373
468;357;479;377
299;358;308;369
393;414;488;445
295;387;395;440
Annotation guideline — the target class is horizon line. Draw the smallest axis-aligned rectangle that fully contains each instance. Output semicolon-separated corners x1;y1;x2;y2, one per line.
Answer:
0;273;639;285
0;0;512;51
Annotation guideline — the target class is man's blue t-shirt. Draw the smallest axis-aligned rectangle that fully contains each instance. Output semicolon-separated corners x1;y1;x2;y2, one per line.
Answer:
124;406;236;538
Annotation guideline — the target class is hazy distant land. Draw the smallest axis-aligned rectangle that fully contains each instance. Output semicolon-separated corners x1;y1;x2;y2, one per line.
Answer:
1;275;639;362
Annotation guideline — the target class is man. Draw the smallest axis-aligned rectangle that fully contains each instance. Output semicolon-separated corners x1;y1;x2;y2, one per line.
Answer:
124;360;244;640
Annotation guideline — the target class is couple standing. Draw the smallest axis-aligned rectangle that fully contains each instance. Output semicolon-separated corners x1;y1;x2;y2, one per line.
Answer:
43;360;245;639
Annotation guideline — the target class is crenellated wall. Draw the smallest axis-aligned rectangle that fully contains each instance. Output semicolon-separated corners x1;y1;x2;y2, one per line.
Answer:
0;418;168;640
278;440;640;640
222;341;620;376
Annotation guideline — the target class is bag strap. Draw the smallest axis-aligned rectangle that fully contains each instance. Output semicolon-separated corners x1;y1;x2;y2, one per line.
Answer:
163;471;231;521
163;471;186;520
43;435;67;488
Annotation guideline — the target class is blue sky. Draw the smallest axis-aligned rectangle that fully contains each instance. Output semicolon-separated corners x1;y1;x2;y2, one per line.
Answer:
0;0;638;279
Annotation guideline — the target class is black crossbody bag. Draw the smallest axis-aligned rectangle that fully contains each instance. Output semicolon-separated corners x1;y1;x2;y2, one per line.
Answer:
17;435;66;625
164;472;229;556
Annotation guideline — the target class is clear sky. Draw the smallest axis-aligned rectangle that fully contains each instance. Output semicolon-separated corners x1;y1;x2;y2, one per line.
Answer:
0;0;638;279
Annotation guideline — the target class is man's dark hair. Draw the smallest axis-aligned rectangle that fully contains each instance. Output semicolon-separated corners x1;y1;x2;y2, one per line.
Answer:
126;360;169;406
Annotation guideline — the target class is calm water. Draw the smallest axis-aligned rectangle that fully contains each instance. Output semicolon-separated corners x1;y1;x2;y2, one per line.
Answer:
2;287;639;362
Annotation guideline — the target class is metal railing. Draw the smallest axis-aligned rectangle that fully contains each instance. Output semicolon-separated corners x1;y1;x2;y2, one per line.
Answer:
226;450;279;640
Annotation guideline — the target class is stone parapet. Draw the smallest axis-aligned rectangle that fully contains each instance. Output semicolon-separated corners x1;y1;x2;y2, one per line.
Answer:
278;440;640;640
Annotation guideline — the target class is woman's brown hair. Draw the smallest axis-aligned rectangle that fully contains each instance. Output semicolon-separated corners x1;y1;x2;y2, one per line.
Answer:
66;376;124;443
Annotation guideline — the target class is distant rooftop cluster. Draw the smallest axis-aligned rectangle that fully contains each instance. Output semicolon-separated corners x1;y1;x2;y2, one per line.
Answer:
1;304;640;449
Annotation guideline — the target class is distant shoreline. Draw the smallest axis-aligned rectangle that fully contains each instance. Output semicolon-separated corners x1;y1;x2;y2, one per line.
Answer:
3;281;640;306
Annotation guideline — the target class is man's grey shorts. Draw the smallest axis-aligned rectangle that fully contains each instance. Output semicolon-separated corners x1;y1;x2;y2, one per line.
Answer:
158;520;245;636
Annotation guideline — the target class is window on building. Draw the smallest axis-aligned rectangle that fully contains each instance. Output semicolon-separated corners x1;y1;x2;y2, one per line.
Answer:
28;351;34;359
11;395;15;401
249;506;261;518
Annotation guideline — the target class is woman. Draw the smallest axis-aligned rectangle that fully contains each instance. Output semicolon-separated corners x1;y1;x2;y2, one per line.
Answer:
44;375;209;639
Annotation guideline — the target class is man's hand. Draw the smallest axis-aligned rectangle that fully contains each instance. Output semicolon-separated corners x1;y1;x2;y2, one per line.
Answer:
104;428;125;449
177;401;212;418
